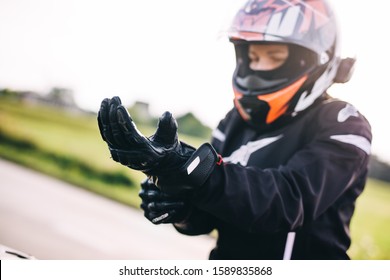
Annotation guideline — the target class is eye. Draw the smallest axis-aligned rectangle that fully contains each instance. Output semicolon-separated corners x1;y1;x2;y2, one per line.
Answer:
248;51;259;62
268;49;289;64
271;56;287;63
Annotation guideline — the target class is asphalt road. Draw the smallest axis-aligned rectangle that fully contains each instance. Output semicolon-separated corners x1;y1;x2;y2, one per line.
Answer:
0;159;215;259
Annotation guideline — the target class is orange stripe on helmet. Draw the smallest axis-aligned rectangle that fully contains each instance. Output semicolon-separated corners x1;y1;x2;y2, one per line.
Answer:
257;75;308;124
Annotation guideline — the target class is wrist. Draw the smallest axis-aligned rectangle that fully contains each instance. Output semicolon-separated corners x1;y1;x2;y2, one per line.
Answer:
182;143;222;187
155;143;222;194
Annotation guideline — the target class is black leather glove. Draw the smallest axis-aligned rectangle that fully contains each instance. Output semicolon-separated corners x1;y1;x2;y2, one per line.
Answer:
97;96;193;173
139;178;191;224
97;96;221;194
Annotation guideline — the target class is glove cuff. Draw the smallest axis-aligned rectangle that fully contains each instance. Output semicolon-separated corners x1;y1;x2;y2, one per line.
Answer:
181;143;222;187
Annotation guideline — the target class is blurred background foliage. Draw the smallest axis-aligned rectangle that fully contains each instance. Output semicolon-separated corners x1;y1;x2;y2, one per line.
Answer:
0;88;389;259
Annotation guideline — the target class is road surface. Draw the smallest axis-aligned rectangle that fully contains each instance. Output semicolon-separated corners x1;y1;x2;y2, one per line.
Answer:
0;158;215;259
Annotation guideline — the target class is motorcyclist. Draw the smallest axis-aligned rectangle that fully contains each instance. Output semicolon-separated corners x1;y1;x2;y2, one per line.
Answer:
98;0;371;259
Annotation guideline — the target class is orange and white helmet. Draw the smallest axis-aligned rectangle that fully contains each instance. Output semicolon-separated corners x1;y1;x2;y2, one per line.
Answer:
229;0;348;128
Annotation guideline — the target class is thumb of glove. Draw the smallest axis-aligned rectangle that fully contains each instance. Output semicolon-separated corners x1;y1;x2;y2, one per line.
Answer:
151;111;178;146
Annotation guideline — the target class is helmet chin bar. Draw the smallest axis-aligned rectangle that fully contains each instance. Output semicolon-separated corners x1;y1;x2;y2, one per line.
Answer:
234;94;270;127
236;75;288;91
233;74;308;127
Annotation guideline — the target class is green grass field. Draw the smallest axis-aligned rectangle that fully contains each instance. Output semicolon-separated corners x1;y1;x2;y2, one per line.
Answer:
0;96;389;259
348;179;390;259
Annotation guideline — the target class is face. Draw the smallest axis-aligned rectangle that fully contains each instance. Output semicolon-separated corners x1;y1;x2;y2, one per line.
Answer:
248;44;289;71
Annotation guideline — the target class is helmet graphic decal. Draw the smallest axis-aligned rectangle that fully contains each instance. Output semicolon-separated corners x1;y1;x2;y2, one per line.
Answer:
265;5;301;38
294;57;338;112
230;0;333;49
299;0;330;32
244;0;301;14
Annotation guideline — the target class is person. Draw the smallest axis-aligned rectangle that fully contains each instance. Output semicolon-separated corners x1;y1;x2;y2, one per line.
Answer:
97;0;372;260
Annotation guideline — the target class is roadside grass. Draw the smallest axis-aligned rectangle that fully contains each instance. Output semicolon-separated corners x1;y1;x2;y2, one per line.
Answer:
348;178;390;259
1;97;389;259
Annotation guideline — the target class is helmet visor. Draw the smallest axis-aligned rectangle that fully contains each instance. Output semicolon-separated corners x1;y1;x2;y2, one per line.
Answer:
233;42;317;95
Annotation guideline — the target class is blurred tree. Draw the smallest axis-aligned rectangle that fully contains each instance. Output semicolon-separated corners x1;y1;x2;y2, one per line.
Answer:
46;87;76;108
176;112;212;140
368;155;390;183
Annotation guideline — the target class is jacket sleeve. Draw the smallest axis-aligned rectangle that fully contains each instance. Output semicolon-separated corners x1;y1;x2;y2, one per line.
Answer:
173;207;217;236
191;101;372;233
170;111;238;236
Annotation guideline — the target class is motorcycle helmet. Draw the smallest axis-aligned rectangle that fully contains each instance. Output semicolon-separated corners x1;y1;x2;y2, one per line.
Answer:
228;0;349;128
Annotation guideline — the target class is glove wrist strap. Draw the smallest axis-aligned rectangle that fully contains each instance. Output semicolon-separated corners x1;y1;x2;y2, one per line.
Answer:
182;143;221;187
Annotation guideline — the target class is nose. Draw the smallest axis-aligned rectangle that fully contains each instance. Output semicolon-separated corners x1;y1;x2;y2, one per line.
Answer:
250;57;279;71
250;60;269;71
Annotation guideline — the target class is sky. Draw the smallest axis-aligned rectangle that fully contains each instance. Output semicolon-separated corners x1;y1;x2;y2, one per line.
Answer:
0;0;389;163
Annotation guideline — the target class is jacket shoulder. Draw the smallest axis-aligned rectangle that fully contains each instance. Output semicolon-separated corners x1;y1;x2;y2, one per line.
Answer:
315;98;371;131
308;98;372;155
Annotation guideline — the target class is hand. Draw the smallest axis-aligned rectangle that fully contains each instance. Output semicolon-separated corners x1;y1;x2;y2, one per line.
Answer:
139;178;190;224
97;96;194;173
97;96;221;194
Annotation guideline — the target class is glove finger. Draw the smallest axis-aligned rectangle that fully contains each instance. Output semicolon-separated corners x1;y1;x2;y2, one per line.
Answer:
140;200;149;211
140;177;155;190
139;189;167;202
109;147;120;162
152;111;178;146
139;188;156;200
108;97;129;148
113;105;157;168
139;187;184;202
116;105;146;147
139;178;158;199
138;187;146;199
97;100;107;141
148;201;186;212
140;179;168;202
98;98;116;146
97;114;106;141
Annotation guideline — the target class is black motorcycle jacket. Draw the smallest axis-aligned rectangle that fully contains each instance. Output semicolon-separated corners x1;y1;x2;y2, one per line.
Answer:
174;95;372;260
